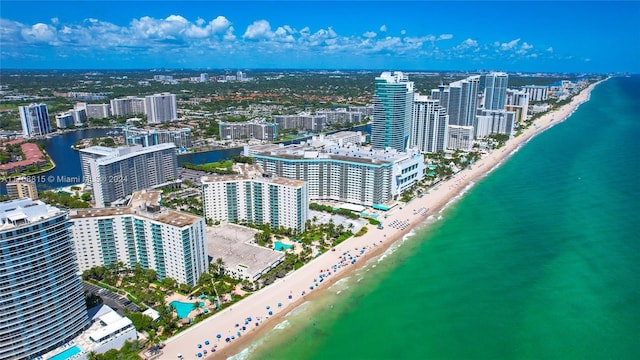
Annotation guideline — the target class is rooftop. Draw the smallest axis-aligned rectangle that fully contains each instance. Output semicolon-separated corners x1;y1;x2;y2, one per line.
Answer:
0;198;62;231
201;164;306;187
206;224;284;280
69;190;201;228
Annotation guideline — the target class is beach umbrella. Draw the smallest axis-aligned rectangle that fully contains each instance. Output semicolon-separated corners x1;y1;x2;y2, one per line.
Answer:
288;295;292;299
216;334;221;339
278;302;282;307
204;340;209;345
237;331;241;336
225;337;230;342
266;305;270;310
203;350;207;354
235;323;239;327
268;311;273;315
197;353;202;358
232;336;235;340
242;326;246;330
256;322;259;326
197;344;202;348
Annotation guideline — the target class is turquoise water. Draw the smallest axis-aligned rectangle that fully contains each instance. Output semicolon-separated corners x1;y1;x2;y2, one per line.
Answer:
48;345;82;360
242;76;640;359
170;301;203;319
274;241;293;251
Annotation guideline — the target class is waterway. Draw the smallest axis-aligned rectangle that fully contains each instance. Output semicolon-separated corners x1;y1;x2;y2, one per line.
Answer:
0;123;371;195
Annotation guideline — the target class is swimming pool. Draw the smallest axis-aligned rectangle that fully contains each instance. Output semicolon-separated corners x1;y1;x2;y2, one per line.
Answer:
49;345;82;360
170;301;203;319
274;241;292;251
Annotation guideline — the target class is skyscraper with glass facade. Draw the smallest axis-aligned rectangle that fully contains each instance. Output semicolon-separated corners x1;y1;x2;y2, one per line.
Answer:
371;72;415;152
411;95;449;153
0;199;88;359
431;75;480;127
484;72;509;110
19;103;52;137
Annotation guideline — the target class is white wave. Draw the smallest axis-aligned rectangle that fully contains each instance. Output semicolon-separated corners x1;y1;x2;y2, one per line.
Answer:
439;182;475;213
273;319;290;330
285;301;312;317
227;347;251;360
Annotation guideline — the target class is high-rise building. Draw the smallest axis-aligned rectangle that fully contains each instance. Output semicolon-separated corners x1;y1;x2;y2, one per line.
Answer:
0;199;88;359
474;110;516;138
522;85;549;101
202;165;309;234
6;179;38;199
505;88;530;123
19;103;52;137
431;75;480;127
123;127;193;149
69;191;207;286
371;72;414;152
79;144;178;207
483;72;509;110
247;132;425;207
447;125;475;150
79;103;111;119
145;93;177;123
110;96;146;117
411;94;449;153
71;108;88;126
56;111;75;128
219;121;279;141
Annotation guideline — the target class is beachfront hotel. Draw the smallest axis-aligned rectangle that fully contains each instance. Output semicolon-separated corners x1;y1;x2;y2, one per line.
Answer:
0;199;88;359
19;103;52;137
447;125;475;151
79;143;178;207
202;164;309;234
483;72;509;110
474;109;516;138
371;71;415;152
69;190;208;286
246;132;425;207
411;94;449;153
431;75;481;127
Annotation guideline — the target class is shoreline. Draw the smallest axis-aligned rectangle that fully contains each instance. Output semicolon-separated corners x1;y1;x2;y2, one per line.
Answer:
157;78;606;360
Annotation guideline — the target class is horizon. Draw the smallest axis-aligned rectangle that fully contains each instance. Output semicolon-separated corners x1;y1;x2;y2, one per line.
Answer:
1;1;639;73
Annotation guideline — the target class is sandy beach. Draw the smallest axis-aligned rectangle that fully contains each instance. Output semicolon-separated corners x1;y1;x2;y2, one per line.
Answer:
157;79;605;360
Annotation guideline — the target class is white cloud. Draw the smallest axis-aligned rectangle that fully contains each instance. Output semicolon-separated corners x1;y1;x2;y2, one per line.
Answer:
1;14;561;67
209;16;231;33
500;38;520;50
21;23;56;43
243;20;273;40
463;38;478;47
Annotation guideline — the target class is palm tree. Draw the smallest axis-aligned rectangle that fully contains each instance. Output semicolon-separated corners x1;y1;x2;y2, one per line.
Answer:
215;258;225;277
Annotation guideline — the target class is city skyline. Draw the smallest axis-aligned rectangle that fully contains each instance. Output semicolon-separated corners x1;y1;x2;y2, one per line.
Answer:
1;1;638;73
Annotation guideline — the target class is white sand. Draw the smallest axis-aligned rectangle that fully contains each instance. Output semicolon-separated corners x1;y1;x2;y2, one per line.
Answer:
157;79;605;360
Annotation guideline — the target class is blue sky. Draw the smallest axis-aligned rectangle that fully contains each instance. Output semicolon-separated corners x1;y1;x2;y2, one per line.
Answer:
1;1;638;72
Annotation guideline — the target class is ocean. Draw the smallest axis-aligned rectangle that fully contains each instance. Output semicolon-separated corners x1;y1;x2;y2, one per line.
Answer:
237;76;640;359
